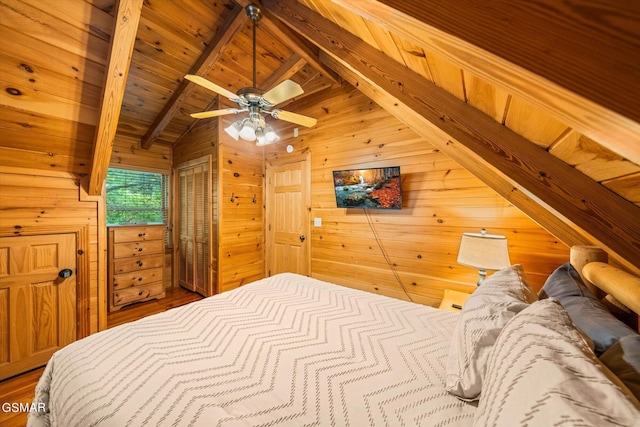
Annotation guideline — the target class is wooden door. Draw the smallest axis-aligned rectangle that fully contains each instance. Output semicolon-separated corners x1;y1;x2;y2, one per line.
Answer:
266;157;311;276
177;159;212;296
0;233;76;380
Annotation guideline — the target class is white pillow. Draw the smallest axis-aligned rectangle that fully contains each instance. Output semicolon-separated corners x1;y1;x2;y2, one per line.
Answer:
474;299;640;426
445;264;536;400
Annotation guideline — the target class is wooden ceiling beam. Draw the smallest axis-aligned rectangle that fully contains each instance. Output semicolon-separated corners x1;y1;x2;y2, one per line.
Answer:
263;0;640;271
140;5;246;149
88;0;143;196
329;0;640;165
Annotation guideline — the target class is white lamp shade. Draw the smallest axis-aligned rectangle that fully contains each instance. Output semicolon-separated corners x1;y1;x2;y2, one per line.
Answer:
457;232;511;271
255;128;267;146
264;125;280;144
239;121;257;141
224;121;242;140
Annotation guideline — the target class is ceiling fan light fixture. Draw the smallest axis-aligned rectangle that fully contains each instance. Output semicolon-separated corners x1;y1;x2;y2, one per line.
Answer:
239;120;257;141
264;124;280;144
224;120;243;140
255;127;266;146
186;4;316;143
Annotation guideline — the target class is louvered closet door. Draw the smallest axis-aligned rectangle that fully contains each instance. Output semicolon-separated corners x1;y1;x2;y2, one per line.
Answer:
178;162;210;296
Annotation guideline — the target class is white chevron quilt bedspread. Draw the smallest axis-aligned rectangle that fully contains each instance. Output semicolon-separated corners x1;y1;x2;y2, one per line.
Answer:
28;273;476;426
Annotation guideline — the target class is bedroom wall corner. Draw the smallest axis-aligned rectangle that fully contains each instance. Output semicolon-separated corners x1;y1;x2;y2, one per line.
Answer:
266;84;569;305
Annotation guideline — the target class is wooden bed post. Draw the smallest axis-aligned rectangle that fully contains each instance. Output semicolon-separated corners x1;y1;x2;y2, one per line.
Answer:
570;245;608;299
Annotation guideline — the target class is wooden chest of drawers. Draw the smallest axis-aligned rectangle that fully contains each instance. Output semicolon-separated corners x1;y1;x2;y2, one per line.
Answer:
108;225;166;311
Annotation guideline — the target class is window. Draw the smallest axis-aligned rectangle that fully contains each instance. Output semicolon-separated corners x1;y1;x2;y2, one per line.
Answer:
106;168;168;226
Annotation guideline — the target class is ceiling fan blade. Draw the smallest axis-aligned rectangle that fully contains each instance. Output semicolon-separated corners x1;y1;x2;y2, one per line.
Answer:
272;109;317;127
262;79;304;105
184;74;238;100
190;108;243;119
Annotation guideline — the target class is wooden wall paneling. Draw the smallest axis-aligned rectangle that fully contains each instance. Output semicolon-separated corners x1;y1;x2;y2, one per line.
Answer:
462;72;509;123
362;21;405;64
0;24;105;86
266;85;568;304
0;0;110;65
0;52;103;107
0;82;99;127
389;34;433;83
262;0;640;273
173;107;269;295
79;174;107;331
1;127;94;161
424;53;465;101
504;96;570;149
603;173;640;207
0;167;97;335
216;121;265;292
110;134;171;174
549;131;640;182
173;118;219;295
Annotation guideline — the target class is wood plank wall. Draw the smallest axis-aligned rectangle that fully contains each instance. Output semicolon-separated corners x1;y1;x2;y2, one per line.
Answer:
267;84;569;305
0;167;102;332
173;120;218;294
110;134;172;174
110;134;173;293
217;125;265;292
174;114;265;294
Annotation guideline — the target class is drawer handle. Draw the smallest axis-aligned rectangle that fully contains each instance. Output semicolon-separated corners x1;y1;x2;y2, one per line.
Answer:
138;277;143;281
137;248;143;252
137;260;143;266
138;233;145;237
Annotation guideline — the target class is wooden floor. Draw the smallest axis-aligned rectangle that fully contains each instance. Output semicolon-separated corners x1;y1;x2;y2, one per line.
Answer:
0;286;202;427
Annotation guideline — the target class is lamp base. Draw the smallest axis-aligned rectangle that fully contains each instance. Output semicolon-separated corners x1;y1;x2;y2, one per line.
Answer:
477;269;487;286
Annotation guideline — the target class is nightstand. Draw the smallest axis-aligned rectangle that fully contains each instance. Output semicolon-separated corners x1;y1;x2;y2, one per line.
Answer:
439;289;473;312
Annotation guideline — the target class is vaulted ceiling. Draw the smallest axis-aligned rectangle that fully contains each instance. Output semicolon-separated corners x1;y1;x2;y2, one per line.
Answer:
1;0;639;270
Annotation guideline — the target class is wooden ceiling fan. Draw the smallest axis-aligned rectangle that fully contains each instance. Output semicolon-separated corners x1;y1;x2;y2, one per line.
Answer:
185;4;317;140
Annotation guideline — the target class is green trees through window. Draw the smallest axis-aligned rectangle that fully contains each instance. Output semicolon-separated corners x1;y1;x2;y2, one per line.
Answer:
106;168;168;225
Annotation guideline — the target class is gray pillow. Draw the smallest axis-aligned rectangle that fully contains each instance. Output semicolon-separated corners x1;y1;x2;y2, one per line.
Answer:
540;263;636;355
600;335;640;401
561;296;636;355
445;265;537;400
538;262;595;300
474;299;640;427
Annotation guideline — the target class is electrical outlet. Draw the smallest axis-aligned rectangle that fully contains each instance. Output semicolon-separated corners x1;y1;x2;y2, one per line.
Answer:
314;218;322;227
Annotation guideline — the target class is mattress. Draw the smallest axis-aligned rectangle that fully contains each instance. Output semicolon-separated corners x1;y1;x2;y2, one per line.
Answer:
29;273;476;426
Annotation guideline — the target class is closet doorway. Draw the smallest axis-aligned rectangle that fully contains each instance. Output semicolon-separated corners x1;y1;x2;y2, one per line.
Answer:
175;156;215;297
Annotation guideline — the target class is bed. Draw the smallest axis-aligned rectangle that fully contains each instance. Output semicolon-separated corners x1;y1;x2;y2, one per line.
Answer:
28;247;640;426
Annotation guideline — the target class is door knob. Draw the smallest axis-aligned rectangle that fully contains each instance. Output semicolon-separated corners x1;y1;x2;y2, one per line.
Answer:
58;268;73;278
299;235;306;242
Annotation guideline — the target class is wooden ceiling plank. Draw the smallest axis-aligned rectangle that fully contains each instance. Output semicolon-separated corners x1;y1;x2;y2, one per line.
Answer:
258;15;340;84
328;0;640;166
87;0;143;196
262;0;640;271
140;5;247;149
233;0;339;83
